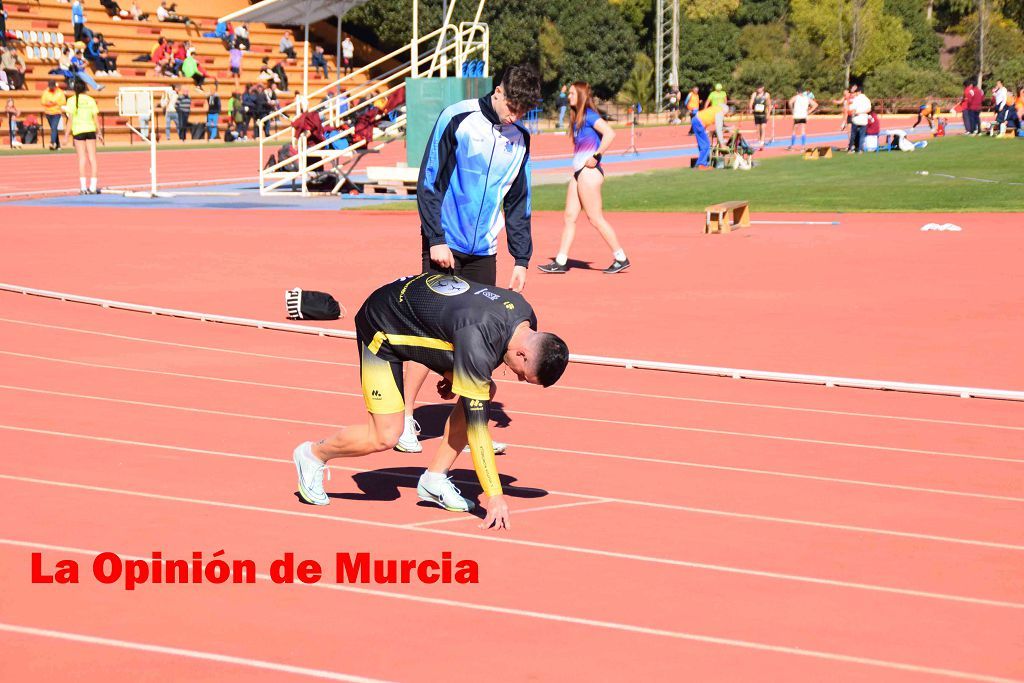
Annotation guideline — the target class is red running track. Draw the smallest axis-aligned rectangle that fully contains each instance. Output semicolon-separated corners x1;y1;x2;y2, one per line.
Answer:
0;199;1022;681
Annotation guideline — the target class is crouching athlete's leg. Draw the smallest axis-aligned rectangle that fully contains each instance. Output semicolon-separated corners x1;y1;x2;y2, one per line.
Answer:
292;342;405;505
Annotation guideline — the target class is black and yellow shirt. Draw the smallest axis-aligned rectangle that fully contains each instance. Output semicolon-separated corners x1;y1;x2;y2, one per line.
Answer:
355;273;536;400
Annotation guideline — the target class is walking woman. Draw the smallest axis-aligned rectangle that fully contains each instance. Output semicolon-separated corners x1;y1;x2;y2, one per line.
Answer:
538;81;630;274
63;79;102;194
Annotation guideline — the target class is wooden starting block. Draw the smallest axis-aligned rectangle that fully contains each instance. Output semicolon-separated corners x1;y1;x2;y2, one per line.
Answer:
705;200;751;234
361;166;419;195
802;146;833;159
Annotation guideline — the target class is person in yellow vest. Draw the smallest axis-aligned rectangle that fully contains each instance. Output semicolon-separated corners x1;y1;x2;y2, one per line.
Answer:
692;103;726;168
40;80;67;151
684;86;700;120
63;80;102;194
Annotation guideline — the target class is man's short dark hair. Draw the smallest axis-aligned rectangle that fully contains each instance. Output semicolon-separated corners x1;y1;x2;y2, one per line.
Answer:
501;64;541;114
535;332;569;388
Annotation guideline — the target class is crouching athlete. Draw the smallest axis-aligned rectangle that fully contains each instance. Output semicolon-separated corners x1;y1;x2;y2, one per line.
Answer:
292;273;569;531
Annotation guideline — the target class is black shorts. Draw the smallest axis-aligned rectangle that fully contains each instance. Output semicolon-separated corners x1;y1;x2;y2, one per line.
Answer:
573;164;604;181
230;66;240;75
73;132;97;141
420;235;497;286
793;118;807;126
754;114;767;125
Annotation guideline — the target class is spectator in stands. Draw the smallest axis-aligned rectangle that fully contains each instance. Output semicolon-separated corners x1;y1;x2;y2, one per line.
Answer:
161;85;178;140
130;1;149;21
206;84;220;139
0;0;8;48
171;40;186;74
255;84;275;137
174;85;191;141
157;2;195;28
153;38;173;74
72;0;91;44
280;31;296;60
240;85;257;139
181;48;207;91
86;35;110;75
1;44;24;89
848;87;871;153
136;36;162;63
5;96;19;147
64;79;102;193
41;80;67;150
312;45;328;79
341;34;353;75
100;0;127;19
258;56;280;88
229;44;242;89
0;70;8;91
70;48;104;90
273;59;289;91
234;23;250;51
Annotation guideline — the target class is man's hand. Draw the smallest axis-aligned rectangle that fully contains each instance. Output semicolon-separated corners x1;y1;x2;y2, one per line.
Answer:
436;377;455;401
480;494;510;531
508;265;527;292
429;244;455;269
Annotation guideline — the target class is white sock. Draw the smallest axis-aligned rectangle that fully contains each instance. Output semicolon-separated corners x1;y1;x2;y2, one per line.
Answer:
89;178;97;192
423;470;448;484
80;177;87;191
613;249;627;261
555;253;568;266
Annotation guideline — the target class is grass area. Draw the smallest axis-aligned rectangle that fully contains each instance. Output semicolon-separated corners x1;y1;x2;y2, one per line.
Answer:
529;136;1024;212
364;135;1023;212
0;141;258;156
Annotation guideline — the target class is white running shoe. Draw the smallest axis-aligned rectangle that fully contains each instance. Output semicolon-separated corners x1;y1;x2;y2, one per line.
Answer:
394;416;422;453
293;441;330;505
463;441;507;455
417;472;474;512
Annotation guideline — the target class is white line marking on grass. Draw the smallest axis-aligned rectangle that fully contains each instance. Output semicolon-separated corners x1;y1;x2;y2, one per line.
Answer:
0;541;1018;683
2;351;1018;464
0;623;393;682
0;474;1020;609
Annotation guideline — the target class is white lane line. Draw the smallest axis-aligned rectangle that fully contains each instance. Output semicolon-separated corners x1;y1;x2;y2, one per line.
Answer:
0;473;1020;609
2;383;1020;505
0;623;392;682
3;351;1018;464
3;424;1024;550
3;317;1021;432
403;499;613;527
1;540;1015;682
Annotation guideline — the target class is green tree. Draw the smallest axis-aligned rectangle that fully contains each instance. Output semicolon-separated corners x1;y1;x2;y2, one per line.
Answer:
555;2;638;98
953;11;1024;82
738;22;788;59
733;57;801;96
991;56;1024;88
538;18;565;88
617;52;657;110
735;0;789;24
678;19;742;89
884;0;942;68
611;0;654;51
866;62;962;97
791;0;911;87
684;0;741;21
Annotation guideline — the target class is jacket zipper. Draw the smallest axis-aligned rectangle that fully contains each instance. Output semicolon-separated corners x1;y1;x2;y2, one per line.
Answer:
471;124;499;250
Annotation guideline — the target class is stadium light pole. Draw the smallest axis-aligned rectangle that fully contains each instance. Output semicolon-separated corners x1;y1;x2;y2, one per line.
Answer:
977;0;985;88
412;0;419;77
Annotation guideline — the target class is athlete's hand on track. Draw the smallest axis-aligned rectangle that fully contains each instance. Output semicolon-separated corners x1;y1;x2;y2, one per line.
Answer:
436;378;455;400
480;494;510;531
508;265;527;292
430;244;455;269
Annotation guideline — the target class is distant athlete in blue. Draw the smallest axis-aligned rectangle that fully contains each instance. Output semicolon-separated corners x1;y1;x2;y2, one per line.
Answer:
538;81;630;275
394;65;542;462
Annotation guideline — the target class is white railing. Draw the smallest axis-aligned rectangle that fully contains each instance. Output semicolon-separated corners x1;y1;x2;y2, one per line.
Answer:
258;22;489;196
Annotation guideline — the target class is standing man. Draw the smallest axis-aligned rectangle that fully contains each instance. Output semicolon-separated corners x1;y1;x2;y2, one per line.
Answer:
40;80;66;150
206;85;221;140
705;83;727;110
958;79;978;135
848;87;871;153
395;64;541;455
341;34;354;75
748;84;772;148
968;78;984;135
684;85;700;121
786;86;817;150
556;84;568;129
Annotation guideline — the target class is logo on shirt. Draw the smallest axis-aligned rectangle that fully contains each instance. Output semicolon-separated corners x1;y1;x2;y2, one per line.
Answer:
504;301;515;310
426;275;470;297
474;288;500;301
468;399;484;411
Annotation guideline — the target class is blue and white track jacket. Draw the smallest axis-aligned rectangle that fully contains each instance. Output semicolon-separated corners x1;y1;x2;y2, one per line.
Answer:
417;94;532;267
